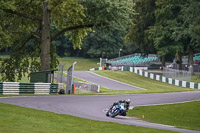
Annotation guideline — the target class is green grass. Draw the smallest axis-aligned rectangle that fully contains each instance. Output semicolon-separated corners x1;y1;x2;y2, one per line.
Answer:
0;74;30;83
127;101;200;131
0;103;176;133
0;57;99;82
95;71;199;94
191;72;200;83
0;55;9;60
0;56;99;71
18;73;30;83
58;57;99;71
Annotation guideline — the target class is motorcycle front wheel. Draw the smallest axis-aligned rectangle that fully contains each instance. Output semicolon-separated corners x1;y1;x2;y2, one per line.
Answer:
111;109;120;118
106;111;110;116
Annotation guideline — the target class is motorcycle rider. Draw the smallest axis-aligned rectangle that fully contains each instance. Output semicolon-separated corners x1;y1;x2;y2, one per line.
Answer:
107;99;131;116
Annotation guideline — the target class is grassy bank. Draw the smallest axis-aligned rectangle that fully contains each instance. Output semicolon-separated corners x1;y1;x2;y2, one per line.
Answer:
58;58;99;71
127;101;200;131
95;71;198;94
0;103;176;133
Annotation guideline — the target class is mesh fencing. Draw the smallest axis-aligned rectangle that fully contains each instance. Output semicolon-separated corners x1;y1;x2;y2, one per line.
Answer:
100;58;108;67
74;81;99;94
162;67;191;82
56;63;66;83
55;74;99;94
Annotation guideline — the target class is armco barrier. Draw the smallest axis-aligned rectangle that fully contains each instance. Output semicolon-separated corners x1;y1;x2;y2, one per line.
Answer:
0;82;63;95
19;83;35;94
90;66;200;89
50;84;59;94
34;83;51;94
3;82;19;95
0;83;3;94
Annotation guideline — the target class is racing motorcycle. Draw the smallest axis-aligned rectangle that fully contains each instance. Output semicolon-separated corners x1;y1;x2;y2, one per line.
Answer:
106;102;128;118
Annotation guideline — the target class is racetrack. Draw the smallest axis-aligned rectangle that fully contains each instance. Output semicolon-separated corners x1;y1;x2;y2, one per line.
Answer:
69;71;144;90
1;71;200;133
1;91;200;133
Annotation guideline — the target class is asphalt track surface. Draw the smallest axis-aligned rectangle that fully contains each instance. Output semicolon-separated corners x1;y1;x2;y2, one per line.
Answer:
68;71;144;90
1;92;200;133
1;72;200;133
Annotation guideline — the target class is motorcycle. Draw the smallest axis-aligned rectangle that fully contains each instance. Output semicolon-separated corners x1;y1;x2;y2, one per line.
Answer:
106;103;127;118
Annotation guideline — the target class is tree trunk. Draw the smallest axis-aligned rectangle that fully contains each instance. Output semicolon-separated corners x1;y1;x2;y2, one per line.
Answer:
40;1;51;71
161;55;166;70
188;46;194;73
177;51;182;70
188;46;194;66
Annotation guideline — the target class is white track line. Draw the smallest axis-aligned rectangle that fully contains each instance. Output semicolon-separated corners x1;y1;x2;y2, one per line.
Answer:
90;71;146;90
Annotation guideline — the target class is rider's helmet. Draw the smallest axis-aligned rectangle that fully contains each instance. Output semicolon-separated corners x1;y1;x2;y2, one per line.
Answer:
125;99;130;104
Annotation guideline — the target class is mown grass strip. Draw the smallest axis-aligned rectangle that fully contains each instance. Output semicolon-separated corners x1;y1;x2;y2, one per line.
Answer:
127;101;200;131
0;103;176;133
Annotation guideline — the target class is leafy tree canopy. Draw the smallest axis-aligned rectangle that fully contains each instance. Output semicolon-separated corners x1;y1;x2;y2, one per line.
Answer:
126;0;156;54
0;0;134;81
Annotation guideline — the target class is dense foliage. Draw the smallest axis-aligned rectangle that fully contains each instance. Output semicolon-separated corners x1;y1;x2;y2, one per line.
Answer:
126;0;156;54
0;0;199;81
0;0;133;81
127;0;200;68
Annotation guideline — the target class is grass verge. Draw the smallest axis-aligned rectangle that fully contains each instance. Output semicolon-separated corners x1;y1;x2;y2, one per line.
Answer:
95;71;199;94
192;72;200;83
127;101;200;131
0;103;176;133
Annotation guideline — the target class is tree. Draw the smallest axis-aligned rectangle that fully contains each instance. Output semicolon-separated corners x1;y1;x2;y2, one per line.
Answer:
82;28;126;58
126;0;156;55
0;0;89;81
0;0;133;81
54;0;134;59
148;0;189;70
79;0;133;58
178;0;200;67
149;0;200;70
